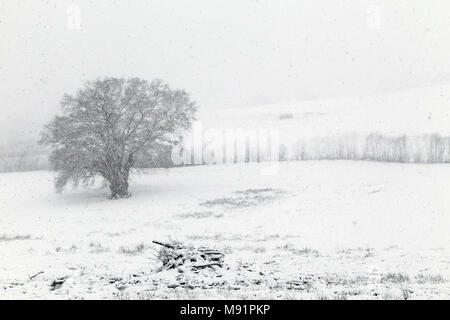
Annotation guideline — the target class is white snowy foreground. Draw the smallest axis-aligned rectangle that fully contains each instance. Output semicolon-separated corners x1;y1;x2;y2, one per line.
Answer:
1;161;450;299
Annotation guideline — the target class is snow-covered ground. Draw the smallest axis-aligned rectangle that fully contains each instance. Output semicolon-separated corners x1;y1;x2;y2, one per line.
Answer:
1;161;449;299
199;84;450;137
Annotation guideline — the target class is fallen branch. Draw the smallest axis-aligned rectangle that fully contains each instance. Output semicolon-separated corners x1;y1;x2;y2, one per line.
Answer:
29;271;44;280
152;240;176;249
188;262;222;269
153;240;224;271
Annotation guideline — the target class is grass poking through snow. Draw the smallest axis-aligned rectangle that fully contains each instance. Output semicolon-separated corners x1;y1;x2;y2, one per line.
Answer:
380;273;410;283
0;234;32;242
119;243;146;255
200;188;285;209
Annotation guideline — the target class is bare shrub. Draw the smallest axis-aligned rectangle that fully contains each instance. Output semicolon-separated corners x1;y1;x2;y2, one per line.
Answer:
380;273;410;283
415;273;445;284
119;243;146;255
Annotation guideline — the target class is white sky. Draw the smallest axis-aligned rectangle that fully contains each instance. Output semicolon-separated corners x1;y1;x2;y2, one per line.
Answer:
1;0;450;141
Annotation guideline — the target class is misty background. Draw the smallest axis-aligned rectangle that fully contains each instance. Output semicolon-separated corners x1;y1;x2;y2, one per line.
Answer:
1;0;450;144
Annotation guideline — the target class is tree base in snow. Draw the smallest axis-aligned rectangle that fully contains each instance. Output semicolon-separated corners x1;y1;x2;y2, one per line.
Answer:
108;192;132;200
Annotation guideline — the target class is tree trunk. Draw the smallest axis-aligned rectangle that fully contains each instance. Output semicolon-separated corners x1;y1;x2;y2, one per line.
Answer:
109;168;130;199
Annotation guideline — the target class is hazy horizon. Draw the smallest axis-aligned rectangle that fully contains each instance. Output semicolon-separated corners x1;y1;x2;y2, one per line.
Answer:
2;0;450;142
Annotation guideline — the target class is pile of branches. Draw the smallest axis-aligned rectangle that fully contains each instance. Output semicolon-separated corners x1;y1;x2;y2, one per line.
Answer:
152;240;224;272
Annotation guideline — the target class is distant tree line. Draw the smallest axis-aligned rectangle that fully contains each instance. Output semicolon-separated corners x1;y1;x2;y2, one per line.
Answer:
3;133;450;174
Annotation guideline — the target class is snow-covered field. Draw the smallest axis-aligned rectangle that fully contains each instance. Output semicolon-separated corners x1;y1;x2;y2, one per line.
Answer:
1;160;449;299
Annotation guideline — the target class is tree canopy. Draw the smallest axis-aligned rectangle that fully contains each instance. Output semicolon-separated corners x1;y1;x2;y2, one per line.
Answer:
40;77;196;198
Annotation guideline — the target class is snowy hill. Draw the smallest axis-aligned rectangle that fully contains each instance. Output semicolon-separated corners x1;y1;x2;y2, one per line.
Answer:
192;85;450;163
198;84;450;137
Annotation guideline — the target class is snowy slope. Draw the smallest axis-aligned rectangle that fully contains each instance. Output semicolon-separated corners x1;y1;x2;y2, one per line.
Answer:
198;84;450;137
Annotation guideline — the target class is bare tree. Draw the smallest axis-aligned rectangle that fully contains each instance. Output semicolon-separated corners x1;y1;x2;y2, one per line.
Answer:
40;77;196;198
